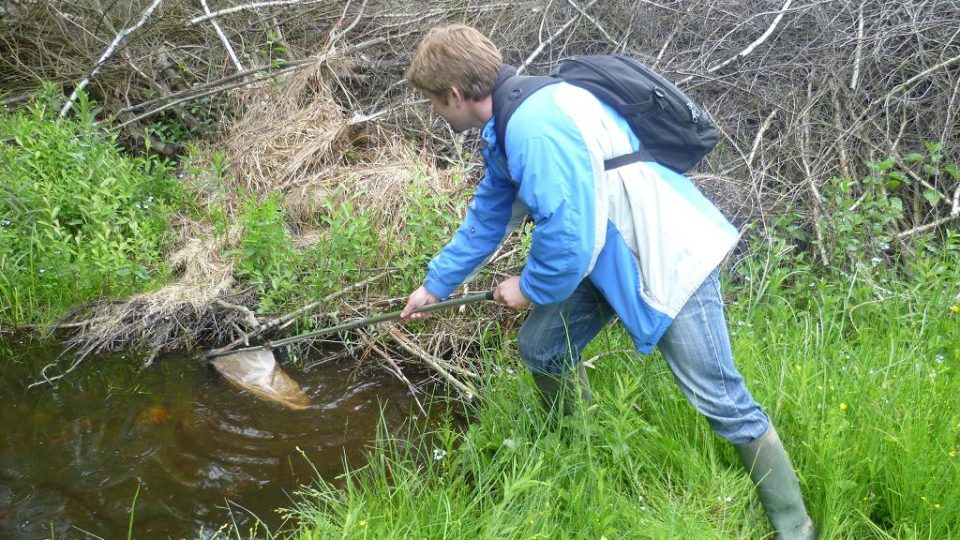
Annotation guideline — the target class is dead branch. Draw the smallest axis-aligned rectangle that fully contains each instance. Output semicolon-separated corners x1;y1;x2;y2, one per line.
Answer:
358;329;427;416
384;324;477;400
705;0;795;77
212;298;262;331
564;0;616;47
200;0;245;73
518;0;599;75
60;0;165;117
850;1;864;91
898;213;960;239
214;270;390;355
188;0;325;26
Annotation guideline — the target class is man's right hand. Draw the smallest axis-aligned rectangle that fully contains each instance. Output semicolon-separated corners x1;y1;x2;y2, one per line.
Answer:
400;286;440;321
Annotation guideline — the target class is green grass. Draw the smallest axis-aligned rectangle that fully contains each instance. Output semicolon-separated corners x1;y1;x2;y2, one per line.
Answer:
283;241;960;539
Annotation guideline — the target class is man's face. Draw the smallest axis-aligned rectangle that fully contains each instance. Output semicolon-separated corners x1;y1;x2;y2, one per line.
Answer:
426;89;474;132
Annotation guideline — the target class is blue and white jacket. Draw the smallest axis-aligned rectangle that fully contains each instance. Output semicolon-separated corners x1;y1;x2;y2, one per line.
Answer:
423;81;739;353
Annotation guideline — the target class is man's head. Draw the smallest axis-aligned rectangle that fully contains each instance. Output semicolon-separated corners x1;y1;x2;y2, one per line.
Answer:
406;24;501;131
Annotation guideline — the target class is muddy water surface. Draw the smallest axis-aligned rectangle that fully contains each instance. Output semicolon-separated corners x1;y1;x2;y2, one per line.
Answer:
0;336;428;539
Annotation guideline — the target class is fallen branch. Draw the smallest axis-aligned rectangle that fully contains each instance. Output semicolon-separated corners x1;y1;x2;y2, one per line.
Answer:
212;270;391;355
746;109;777;169
328;0;368;46
188;0;325;26
212;299;261;332
60;0;165;117
564;0;616;47
518;0;599;75
384;324;477;400
705;0;794;75
359;330;427;416
897;213;960;239
200;0;246;73
110;36;388;129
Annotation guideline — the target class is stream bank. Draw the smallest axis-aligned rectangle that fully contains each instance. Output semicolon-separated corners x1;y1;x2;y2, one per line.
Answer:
0;336;436;538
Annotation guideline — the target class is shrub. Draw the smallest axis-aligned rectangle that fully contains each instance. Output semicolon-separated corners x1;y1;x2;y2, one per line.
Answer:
0;89;182;325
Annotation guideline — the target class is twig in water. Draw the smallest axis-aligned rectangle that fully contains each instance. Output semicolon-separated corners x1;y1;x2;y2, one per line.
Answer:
359;330;427;416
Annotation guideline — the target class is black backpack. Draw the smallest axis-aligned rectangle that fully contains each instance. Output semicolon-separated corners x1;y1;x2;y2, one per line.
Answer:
492;55;719;173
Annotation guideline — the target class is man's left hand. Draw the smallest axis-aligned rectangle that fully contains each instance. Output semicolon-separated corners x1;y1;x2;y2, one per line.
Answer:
494;275;531;310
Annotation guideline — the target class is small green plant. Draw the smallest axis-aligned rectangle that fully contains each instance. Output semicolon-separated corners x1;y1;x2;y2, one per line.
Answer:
385;171;463;294
301;192;381;298
227;195;299;313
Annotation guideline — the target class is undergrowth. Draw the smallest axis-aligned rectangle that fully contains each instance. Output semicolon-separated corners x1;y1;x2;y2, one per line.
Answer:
281;227;960;539
226;170;463;316
0;88;183;325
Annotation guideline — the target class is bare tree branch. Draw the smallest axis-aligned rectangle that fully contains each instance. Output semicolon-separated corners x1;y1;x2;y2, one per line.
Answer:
200;0;245;73
60;0;165;116
188;0;324;26
705;0;794;76
518;0;599;74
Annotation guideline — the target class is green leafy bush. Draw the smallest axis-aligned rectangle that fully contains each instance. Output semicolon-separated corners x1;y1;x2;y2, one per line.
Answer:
0;89;182;324
226;195;299;313
300;193;380;298
818;148;957;268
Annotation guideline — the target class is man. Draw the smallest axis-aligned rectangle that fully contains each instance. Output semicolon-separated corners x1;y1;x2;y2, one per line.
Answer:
399;24;816;540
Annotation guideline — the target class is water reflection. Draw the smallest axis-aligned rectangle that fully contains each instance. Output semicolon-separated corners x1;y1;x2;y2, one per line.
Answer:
0;337;428;538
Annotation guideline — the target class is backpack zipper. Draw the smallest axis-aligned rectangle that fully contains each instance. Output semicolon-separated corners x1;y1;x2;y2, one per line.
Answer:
612;56;700;122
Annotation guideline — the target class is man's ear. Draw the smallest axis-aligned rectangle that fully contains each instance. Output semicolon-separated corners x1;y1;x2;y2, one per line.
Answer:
449;87;465;104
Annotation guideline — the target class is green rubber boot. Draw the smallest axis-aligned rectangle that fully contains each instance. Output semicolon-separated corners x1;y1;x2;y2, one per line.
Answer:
736;424;818;540
530;363;592;418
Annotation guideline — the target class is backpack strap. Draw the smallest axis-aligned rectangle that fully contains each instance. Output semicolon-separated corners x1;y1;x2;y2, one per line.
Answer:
603;149;656;170
491;74;558;156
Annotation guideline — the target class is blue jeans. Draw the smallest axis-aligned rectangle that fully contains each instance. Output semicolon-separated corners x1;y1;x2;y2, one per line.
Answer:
517;270;769;444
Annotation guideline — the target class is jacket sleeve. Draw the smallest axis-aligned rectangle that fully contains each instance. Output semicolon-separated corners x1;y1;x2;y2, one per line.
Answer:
423;165;521;299
511;134;598;305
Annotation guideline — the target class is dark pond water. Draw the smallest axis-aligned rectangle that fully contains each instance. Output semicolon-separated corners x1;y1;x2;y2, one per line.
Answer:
0;336;430;539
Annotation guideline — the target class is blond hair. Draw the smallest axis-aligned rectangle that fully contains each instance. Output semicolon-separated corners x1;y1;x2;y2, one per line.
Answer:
405;24;502;101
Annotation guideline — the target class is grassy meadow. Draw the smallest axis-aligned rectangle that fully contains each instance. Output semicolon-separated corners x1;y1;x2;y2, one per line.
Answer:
284;234;960;539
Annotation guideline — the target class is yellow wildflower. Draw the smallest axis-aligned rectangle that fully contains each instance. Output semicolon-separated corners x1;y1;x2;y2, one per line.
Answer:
951;305;960;314
839;402;848;411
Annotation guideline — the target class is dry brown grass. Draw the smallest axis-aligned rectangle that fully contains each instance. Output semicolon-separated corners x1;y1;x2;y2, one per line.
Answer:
226;61;351;195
